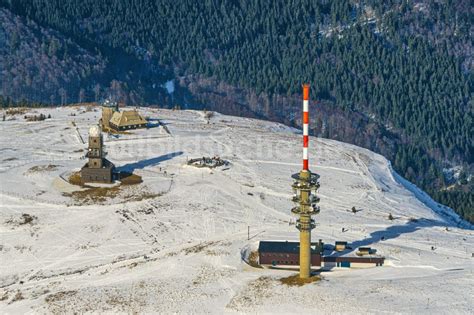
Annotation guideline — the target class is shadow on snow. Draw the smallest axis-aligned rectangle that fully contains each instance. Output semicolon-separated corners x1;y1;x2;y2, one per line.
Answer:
117;151;183;173
331;218;453;257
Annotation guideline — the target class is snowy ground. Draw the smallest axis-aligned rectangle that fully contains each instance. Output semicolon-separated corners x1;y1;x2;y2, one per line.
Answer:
0;106;472;314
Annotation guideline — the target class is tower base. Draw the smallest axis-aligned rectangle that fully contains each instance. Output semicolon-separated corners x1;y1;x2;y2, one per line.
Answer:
80;159;115;183
299;228;312;278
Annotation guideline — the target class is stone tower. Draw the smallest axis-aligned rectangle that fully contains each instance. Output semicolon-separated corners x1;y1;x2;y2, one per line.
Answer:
80;125;114;183
87;125;104;168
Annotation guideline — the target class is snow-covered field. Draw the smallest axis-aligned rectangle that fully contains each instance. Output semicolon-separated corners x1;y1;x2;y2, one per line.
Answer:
0;106;472;314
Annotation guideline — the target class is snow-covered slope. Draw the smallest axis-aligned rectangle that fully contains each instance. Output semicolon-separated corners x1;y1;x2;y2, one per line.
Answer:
0;106;472;314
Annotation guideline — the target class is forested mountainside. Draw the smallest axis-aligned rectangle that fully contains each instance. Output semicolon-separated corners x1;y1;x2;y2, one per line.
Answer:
0;8;177;106
1;0;472;223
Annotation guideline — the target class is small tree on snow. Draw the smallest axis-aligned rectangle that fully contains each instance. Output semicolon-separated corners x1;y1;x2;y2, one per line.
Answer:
388;213;394;221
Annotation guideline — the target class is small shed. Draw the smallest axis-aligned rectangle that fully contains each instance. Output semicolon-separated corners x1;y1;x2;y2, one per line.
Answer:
335;241;348;252
356;247;373;256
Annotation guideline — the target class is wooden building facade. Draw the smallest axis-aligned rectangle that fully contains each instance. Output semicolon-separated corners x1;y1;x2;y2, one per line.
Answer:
258;241;385;269
258;241;323;267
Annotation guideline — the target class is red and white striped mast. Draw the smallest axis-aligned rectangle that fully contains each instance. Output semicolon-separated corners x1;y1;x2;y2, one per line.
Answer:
302;84;310;171
291;83;321;279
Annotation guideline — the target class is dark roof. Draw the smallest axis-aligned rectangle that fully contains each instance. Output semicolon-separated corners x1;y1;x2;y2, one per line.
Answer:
335;241;348;245
258;241;321;254
323;256;384;263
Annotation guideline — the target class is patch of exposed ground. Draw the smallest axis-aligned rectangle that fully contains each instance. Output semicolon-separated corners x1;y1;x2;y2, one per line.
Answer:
180;241;231;257
0;291;9;301
64;186;121;203
26;164;59;174
119;173;143;185
8;290;24;304
226;273;322;311
248;251;263;268
65;171;156;204
182;241;219;255
6;108;28;116
40;279;218;314
4;213;37;227
204;248;230;256
192;264;236;286
45;290;78;305
67;171;83;186
68;171;142;187
226;276;275;311
64;186;161;205
279;274;321;286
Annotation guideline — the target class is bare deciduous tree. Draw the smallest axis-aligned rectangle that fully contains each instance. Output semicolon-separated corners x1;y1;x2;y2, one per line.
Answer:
94;84;101;102
79;88;85;103
59;88;67;105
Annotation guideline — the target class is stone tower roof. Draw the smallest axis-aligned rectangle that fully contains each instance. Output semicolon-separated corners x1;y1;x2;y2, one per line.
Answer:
89;125;101;137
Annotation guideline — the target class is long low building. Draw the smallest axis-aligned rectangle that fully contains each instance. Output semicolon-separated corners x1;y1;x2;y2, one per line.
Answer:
322;255;384;268
100;101;148;131
109;110;147;131
258;240;323;267
258;240;385;269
